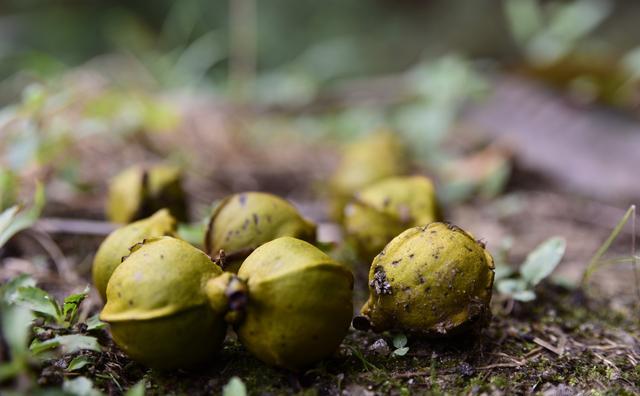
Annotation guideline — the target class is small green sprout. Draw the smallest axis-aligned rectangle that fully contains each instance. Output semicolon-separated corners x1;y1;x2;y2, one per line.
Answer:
496;236;567;301
0;183;45;248
392;333;409;357
223;377;248;396
582;205;637;290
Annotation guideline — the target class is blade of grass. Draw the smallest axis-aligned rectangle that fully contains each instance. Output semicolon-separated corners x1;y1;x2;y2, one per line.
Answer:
632;205;639;301
591;256;638;267
347;346;379;372
581;205;635;287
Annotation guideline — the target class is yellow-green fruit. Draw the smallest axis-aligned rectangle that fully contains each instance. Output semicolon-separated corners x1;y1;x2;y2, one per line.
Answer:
344;176;441;260
232;237;353;369
100;237;226;369
328;130;408;222
93;209;176;301
204;192;316;272
358;223;494;336
106;164;188;224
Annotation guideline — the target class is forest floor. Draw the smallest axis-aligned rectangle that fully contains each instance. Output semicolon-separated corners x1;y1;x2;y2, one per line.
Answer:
5;180;638;396
1;75;639;395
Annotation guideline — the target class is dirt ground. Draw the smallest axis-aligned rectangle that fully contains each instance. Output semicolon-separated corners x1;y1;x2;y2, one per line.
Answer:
1;77;639;395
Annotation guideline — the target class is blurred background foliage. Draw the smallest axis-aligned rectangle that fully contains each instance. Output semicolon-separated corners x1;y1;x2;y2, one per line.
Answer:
2;0;640;211
2;0;640;95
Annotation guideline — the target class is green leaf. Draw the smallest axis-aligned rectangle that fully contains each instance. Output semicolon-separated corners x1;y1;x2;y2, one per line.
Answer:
0;274;36;296
393;347;410;357
124;380;146;396
494;263;515;281
520;237;566;286
66;355;92;372
10;286;60;321
0;204;18;228
0;361;24;382
0;183;46;248
63;288;89;308
30;335;101;355
63;376;103;396
1;304;34;357
392;333;407;349
0;168;18;210
497;278;537;302
504;0;544;45
86;314;107;331
29;337;61;355
56;335;102;354
438;180;476;205
1;275;36;356
63;286;89;324
511;290;537;302
222;377;247;396
176;222;205;248
496;278;528;296
0;206;20;245
479;161;511;199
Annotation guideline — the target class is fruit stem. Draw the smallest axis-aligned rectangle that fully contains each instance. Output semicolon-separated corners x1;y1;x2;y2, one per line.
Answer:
205;272;249;324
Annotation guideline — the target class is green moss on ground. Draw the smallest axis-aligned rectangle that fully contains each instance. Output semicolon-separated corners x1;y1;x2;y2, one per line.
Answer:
42;284;636;395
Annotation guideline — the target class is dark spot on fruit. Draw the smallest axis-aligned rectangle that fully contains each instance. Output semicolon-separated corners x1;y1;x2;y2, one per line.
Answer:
252;213;259;225
128;300;134;306
160;254;164;259
370;266;393;295
464;245;473;252
266;215;272;223
391;259;401;266
476;238;487;249
242;219;250;230
408;253;415;259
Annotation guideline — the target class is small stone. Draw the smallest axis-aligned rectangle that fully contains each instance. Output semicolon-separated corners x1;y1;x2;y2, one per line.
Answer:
368;338;390;355
541;383;576;396
458;362;475;377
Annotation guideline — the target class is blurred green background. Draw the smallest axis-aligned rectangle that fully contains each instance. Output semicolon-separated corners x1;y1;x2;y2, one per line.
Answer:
2;0;640;97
